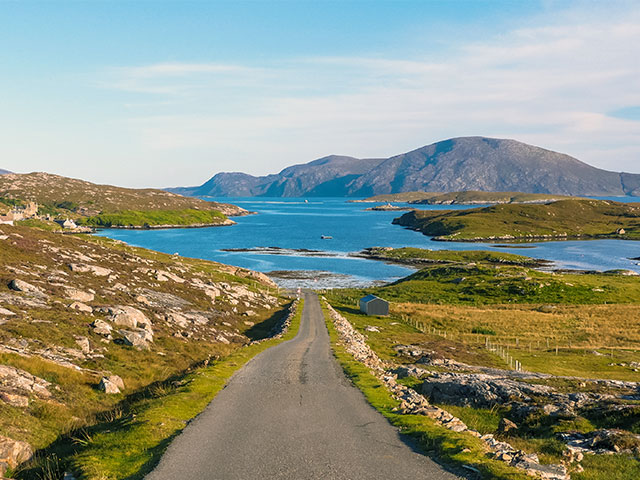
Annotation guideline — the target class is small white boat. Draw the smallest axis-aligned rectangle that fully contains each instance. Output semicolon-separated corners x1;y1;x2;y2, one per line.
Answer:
320;235;333;239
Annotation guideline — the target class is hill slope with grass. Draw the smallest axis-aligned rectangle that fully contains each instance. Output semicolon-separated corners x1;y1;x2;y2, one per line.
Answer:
393;199;640;241
0;222;287;477
0;172;250;228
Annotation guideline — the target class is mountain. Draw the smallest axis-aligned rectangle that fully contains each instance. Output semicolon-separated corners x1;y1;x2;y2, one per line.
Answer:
0;169;10;175
170;137;640;197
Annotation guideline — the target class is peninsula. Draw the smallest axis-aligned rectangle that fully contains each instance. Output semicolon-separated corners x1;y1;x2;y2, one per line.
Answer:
0;172;249;229
393;199;640;242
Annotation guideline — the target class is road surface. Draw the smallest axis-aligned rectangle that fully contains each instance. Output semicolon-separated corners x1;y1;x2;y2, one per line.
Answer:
147;292;461;479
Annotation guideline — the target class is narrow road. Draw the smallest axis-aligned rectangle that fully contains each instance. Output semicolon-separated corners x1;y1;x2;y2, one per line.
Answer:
147;292;461;479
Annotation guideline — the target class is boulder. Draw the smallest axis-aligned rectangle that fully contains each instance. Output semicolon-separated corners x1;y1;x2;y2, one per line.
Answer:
75;336;91;354
0;308;15;316
69;302;92;313
91;319;113;336
119;330;152;349
498;417;518;435
98;376;123;394
64;287;94;302
108;306;152;330
165;311;189;328
8;279;43;295
0;392;29;408
0;436;33;475
0;365;51;399
68;263;112;277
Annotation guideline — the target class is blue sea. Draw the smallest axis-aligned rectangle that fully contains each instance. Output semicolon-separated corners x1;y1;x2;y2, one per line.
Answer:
95;197;640;288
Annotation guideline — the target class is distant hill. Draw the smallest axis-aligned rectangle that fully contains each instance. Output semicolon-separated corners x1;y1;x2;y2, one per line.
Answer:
170;137;640;197
0;169;11;175
0;172;249;228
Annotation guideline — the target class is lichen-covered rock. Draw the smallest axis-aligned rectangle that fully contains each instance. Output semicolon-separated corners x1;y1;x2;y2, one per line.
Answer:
0;435;33;474
98;376;124;394
8;279;43;295
91;319;113;336
68;263;112;277
64;287;94;302
108;306;152;330
119;329;152;349
69;301;92;313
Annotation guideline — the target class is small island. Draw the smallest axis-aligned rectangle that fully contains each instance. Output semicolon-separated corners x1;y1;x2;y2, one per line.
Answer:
393;198;640;242
355;190;577;205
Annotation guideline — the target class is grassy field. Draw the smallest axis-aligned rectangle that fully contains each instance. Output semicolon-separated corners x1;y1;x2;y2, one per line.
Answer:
324;298;640;479
323;248;640;479
77;208;229;228
393;199;640;241
321;301;531;480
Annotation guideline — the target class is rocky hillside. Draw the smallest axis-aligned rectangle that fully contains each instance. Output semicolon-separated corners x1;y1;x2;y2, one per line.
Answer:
0;172;249;218
0;222;286;474
170;137;640;197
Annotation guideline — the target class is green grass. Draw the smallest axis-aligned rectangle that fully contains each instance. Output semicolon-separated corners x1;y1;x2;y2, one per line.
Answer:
16;299;303;480
394;199;640;241
77;209;228;228
336;250;640;305
321;301;530;480
365;247;542;266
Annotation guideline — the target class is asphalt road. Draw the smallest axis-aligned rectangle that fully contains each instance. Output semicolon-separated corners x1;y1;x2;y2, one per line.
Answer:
146;292;461;479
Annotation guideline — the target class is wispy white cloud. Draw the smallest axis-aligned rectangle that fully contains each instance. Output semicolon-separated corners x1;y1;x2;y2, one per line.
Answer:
104;7;640;179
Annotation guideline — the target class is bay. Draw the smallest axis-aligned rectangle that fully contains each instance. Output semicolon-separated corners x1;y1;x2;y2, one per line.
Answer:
95;197;640;288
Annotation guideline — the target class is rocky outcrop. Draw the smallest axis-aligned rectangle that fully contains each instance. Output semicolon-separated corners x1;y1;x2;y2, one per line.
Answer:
64;287;94;302
68;263;112;277
0;436;33;475
0;365;51;407
8;279;44;295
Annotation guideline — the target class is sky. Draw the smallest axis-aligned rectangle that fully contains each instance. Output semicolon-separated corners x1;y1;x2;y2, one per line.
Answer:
1;0;639;188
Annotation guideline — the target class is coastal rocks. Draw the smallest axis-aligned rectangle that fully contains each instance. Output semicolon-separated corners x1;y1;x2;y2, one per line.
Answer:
8;279;43;295
98;375;124;394
64;287;94;303
68;263;112;277
0;436;33;475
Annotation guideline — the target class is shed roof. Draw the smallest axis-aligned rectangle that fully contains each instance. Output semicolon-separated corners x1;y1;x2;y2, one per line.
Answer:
360;294;386;304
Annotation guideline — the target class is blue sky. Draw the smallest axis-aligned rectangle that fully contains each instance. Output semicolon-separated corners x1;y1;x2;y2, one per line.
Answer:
1;0;639;187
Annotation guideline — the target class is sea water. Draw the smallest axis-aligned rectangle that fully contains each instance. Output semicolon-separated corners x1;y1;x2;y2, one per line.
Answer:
95;197;640;288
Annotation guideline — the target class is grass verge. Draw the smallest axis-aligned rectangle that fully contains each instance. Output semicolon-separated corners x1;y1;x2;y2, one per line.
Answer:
17;299;303;480
320;300;530;480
